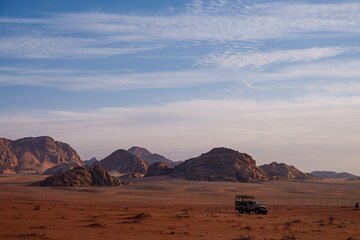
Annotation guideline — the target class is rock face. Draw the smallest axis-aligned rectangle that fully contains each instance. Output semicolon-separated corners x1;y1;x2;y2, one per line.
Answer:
311;171;359;179
100;149;148;174
172;147;268;182
44;162;81;176
259;162;315;181
83;157;99;167
128;146;176;167
0;167;16;175
120;172;144;179
144;162;173;177
32;165;121;187
0;136;82;172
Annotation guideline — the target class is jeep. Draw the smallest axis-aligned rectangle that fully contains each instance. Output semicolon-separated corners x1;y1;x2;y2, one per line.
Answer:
235;195;268;214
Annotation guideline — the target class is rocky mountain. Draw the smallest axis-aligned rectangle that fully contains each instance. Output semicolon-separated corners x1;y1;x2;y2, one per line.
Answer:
128;146;176;167
172;147;268;182
144;162;173;177
311;171;359;179
32;165;121;187
259;162;316;181
44;162;81;176
0;136;82;172
100;149;148;174
83;157;99;167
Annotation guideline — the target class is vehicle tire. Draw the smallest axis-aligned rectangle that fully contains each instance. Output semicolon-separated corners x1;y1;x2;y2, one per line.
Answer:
238;209;244;214
255;209;260;214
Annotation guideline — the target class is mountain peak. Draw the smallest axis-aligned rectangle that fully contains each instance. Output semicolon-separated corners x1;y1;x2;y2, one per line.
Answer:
0;136;82;172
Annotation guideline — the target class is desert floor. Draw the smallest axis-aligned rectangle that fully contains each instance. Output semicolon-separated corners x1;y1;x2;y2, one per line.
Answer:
0;175;359;240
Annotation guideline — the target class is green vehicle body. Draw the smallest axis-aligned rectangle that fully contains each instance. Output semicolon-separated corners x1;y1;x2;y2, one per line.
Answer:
235;195;268;214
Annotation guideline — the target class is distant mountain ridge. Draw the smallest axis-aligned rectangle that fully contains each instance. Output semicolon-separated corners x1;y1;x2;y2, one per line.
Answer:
83;157;99;167
311;171;359;179
259;162;315;181
128;146;176;167
0;136;82;172
100;149;148;174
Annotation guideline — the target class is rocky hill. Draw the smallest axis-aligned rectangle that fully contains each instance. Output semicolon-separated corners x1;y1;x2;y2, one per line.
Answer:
83;157;99;167
0;136;82;172
44;162;81;176
128;146;176;167
0;167;16;175
259;162;315;181
144;162;172;177
311;171;359;179
100;149;148;174
32;165;121;187
172;147;268;182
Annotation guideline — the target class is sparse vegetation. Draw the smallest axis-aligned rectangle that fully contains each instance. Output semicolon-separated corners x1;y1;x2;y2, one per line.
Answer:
282;234;296;240
33;204;40;210
86;223;106;228
232;236;255;240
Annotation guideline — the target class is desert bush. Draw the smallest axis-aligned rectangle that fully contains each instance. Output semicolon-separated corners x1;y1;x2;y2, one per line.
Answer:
33;204;40;210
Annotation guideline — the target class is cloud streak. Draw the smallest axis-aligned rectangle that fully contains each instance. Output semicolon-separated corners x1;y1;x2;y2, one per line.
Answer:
200;47;355;69
1;58;359;92
0;1;360;58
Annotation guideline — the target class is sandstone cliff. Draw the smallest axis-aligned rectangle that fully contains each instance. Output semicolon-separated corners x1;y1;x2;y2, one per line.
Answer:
100;149;148;174
259;162;315;181
172;147;268;182
128;146;175;167
0;136;82;172
144;162;172;177
32;165;121;187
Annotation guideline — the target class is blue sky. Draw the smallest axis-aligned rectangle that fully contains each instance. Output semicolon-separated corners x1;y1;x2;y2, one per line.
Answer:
1;0;360;174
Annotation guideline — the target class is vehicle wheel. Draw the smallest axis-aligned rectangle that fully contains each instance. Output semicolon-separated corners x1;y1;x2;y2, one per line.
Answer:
238;209;243;214
255;209;260;214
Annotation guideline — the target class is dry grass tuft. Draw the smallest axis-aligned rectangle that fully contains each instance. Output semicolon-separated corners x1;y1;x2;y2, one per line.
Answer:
85;223;106;228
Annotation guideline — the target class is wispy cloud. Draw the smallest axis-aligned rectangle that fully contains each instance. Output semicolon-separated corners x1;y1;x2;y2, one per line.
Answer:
0;36;162;59
53;2;360;42
200;47;354;69
0;1;359;59
1;58;359;92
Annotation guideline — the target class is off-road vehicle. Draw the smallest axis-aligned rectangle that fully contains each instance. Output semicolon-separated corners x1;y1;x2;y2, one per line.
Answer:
235;195;267;214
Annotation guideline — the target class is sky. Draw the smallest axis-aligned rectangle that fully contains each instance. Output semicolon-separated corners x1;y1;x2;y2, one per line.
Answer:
0;0;359;174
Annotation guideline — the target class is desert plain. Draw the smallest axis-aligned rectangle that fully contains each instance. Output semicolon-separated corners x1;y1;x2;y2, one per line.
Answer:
0;174;359;240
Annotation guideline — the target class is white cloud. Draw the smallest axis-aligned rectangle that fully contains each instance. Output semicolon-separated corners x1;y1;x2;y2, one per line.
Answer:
0;36;162;59
55;2;360;41
1;1;360;58
1;58;359;91
200;47;354;69
1;96;360;174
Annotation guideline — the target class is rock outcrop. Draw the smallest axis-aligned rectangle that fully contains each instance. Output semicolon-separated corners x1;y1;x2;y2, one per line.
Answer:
144;162;172;177
83;157;99;167
0;136;82;172
0;167;16;174
120;172;144;179
128;146;176;167
32;165;121;187
100;149;148;174
172;147;268;182
44;162;81;176
259;162;315;181
311;171;358;179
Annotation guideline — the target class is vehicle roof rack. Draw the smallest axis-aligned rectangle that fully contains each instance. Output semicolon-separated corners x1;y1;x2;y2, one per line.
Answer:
235;195;255;200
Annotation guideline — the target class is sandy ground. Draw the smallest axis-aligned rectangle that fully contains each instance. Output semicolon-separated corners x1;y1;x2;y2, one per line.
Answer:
0;174;359;240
